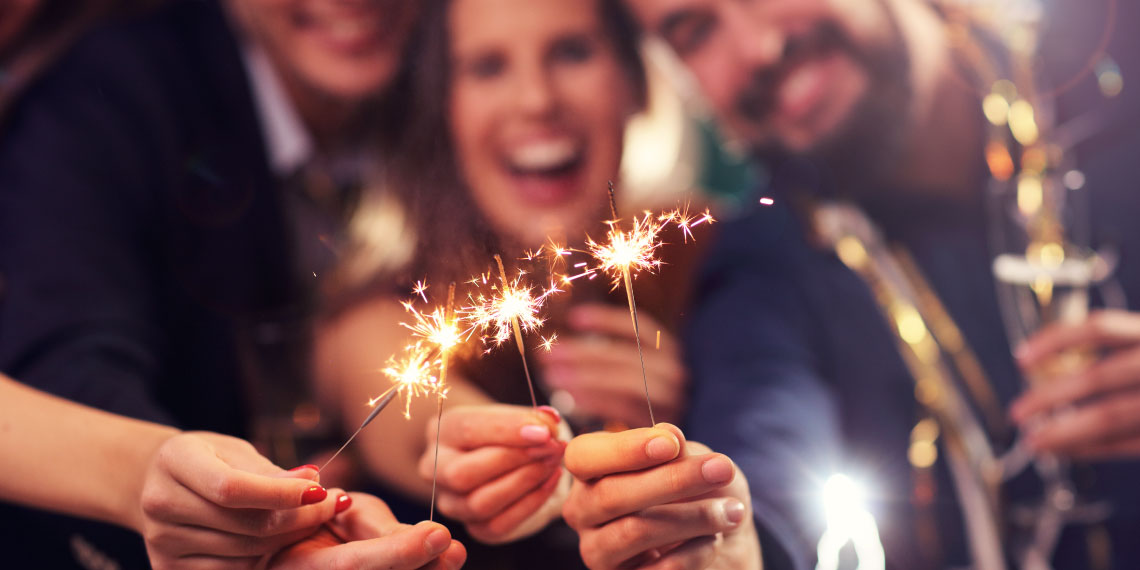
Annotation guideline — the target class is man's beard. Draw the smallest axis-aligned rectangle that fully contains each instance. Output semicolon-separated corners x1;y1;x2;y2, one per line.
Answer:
739;13;914;199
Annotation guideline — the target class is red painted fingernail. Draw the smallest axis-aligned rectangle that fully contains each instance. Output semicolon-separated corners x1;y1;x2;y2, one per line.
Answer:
538;405;561;424
301;486;327;505
289;464;319;473
335;493;352;513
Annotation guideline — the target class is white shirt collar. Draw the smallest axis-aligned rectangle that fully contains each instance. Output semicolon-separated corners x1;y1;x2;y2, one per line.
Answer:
241;43;314;177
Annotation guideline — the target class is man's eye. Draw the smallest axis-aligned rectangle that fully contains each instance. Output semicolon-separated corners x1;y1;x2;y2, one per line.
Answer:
665;14;716;56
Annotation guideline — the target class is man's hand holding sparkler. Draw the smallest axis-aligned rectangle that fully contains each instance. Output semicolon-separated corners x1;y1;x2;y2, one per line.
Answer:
562;424;761;570
138;432;351;569
1011;309;1140;459
420;404;571;544
540;303;687;426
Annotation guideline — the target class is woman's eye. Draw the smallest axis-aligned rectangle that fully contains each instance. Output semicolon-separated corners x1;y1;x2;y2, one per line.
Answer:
549;36;594;65
466;53;506;79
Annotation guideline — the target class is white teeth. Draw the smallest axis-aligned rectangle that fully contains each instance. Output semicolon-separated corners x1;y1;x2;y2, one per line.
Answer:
508;139;580;171
327;19;371;42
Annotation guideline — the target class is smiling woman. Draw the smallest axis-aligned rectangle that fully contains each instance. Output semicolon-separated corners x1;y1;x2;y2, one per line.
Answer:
314;0;708;567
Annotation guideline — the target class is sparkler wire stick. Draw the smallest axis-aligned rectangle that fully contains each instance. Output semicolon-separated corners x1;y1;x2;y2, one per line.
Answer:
495;255;540;408
319;385;400;472
429;283;456;522
607;182;656;426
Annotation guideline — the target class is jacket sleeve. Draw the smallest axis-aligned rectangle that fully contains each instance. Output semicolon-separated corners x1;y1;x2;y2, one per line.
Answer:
0;33;175;425
684;212;842;570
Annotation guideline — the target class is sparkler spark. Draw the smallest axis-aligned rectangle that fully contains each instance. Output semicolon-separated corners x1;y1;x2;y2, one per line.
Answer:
380;342;446;419
540;333;559;352
464;256;559;347
464;255;560;407
322;283;462;474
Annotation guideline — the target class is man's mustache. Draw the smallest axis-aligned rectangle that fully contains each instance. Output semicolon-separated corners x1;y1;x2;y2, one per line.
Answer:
735;19;860;124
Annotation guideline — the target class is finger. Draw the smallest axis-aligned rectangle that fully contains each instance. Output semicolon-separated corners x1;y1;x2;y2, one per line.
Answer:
555;385;682;429
1065;437;1140;460
160;555;259;570
1027;392;1140;454
466;465;564;544
568;304;667;345
564;453;736;529
160;438;327;510
147;523;319;559
565;426;683;481
641;535;720;570
542;336;681;372
429;442;563;493
280;521;455;570
543;353;685;399
1017;310;1140;368
1011;348;1140;422
329;493;401;539
437;457;561;522
579;498;745;569
145;485;340;537
419;540;468;570
439;405;561;450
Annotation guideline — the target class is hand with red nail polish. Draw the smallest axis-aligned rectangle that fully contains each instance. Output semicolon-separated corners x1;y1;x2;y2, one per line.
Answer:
418;403;572;544
562;424;761;570
138;432;347;569
269;493;467;570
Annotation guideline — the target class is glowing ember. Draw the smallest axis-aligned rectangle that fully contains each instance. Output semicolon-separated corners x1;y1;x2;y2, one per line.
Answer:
464;263;559;347
378;342;445;418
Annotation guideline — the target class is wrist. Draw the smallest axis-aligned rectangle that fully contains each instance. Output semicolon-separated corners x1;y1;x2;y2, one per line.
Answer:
119;424;182;532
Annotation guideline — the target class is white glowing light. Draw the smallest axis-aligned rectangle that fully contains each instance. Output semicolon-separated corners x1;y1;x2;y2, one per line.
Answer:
816;474;886;570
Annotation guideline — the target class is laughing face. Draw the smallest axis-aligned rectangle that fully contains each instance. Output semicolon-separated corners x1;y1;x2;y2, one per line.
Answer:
228;0;418;103
625;0;909;164
447;0;636;247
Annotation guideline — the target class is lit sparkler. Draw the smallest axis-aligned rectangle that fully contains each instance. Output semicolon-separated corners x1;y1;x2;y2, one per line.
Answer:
463;254;560;407
320;342;445;473
321;284;463;474
576;183;717;426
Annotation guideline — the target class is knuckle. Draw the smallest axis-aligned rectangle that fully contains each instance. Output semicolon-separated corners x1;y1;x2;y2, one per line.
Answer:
578;537;607;570
562;497;584;529
444;462;476;492
611;515;649;547
593;483;625;521
211;474;241;505
139;485;172;517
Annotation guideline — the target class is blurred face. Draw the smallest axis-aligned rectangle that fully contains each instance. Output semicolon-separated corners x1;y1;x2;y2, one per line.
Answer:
626;0;909;157
448;0;635;247
228;0;417;103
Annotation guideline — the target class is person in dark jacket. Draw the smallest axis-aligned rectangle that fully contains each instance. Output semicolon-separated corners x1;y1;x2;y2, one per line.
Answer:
0;0;425;566
623;0;1140;568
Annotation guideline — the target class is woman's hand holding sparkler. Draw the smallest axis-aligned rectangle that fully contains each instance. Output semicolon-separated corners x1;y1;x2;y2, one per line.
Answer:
1011;309;1140;459
540;304;687;426
267;493;467;570
138;432;351;569
562;424;760;570
420;403;571;544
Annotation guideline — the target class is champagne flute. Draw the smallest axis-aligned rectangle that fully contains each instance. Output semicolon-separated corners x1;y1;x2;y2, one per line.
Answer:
987;165;1112;569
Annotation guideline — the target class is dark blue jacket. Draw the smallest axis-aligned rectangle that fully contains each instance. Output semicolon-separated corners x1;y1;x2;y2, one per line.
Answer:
684;4;1140;567
0;1;305;565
